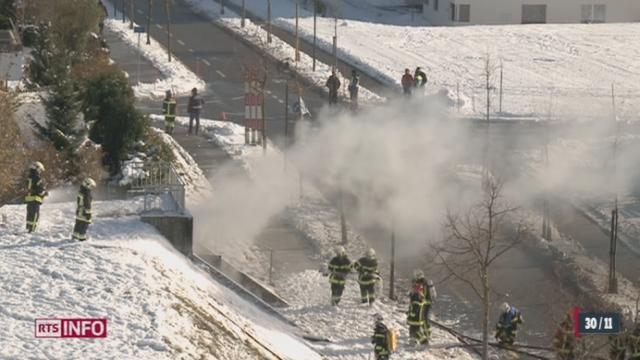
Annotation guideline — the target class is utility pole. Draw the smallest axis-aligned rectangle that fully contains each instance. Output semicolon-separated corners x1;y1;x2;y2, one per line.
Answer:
332;15;338;71
267;0;272;43
241;0;245;27
220;0;224;15
122;0;126;23
482;58;491;186
608;83;619;294
499;59;503;114
165;0;172;62
129;0;134;29
389;221;396;300
312;0;317;71
295;1;300;62
340;189;347;244
146;0;152;45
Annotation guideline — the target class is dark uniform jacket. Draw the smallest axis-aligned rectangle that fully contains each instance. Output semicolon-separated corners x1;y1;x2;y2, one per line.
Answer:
326;75;341;94
163;97;177;119
328;255;351;284
354;256;378;285
413;276;434;305
187;94;203;114
25;169;46;204
497;307;523;332
414;70;427;87
371;322;390;355
76;186;93;223
407;292;427;326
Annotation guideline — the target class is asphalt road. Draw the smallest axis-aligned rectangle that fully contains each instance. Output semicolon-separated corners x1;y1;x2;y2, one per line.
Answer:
115;0;332;148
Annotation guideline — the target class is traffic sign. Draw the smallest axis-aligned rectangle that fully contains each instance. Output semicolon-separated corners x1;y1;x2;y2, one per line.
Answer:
134;26;146;33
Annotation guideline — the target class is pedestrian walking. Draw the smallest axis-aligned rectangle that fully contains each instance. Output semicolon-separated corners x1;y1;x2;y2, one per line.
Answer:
187;87;203;135
328;246;351;305
348;70;360;109
353;248;379;305
25;161;47;233
495;302;523;346
326;70;341;106
162;90;177;135
72;178;96;241
401;69;414;97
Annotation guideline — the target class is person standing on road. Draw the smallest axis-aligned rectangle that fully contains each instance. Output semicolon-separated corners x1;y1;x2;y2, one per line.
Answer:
348;69;360;109
371;314;392;360
187;87;203;135
326;70;341;106
401;69;414;97
407;282;429;346
411;269;435;336
72;178;96;242
162;90;177;135
25;161;47;233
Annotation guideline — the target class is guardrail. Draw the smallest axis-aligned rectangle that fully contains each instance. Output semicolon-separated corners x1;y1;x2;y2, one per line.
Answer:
128;161;186;214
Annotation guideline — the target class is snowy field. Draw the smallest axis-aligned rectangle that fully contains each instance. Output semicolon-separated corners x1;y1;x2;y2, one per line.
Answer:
0;199;320;360
215;0;640;118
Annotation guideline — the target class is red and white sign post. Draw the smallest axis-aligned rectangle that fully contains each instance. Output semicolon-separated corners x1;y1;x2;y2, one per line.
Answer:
244;72;264;145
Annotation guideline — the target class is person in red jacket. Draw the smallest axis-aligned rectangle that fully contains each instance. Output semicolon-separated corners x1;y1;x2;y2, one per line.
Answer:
401;69;414;97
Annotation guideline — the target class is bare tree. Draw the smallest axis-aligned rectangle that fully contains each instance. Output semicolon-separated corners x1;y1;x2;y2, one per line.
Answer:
434;177;525;360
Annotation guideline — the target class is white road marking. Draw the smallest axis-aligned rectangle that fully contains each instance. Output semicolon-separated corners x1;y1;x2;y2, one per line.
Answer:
231;96;245;101
277;99;284;104
216;70;226;78
201;59;211;66
177;39;186;46
137;9;143;14
265;89;272;95
188;48;194;53
155;24;163;29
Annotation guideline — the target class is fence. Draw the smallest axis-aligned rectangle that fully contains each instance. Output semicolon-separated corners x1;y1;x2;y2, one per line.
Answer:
127;161;186;214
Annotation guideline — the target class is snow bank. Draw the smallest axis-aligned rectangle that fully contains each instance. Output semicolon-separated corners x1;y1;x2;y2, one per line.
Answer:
181;0;385;105
0;199;320;360
103;2;205;99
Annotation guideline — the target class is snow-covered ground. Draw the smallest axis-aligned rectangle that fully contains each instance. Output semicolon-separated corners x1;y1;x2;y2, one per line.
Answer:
217;0;640;118
0;199;321;360
103;2;205;98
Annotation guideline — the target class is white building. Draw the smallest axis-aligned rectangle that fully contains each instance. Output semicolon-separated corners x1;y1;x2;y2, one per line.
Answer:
422;0;640;25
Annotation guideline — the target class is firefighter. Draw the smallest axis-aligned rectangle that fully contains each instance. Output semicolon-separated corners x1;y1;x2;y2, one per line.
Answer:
407;282;429;346
328;246;351;305
326;70;341;106
72;178;96;241
353;248;379;305
495;302;523;346
412;269;435;335
25;161;47;233
553;313;576;360
629;322;640;360
163;90;177;135
371;313;391;360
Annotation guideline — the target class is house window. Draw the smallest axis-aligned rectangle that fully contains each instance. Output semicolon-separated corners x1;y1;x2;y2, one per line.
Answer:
458;4;471;22
521;4;547;24
451;2;456;21
434;0;439;11
581;4;606;23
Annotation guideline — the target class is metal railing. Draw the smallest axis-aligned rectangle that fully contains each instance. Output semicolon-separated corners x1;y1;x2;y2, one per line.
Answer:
128;161;186;214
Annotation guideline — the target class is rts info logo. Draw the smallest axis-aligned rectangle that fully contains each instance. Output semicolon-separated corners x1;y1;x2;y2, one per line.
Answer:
35;318;108;338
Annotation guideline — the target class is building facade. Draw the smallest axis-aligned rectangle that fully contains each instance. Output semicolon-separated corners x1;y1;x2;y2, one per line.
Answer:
422;0;640;25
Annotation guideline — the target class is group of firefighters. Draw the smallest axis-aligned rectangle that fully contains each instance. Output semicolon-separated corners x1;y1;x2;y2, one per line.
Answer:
328;246;527;359
24;161;96;241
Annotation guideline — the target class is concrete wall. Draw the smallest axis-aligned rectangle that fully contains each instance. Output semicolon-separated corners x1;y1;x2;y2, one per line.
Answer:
424;0;640;25
142;214;193;256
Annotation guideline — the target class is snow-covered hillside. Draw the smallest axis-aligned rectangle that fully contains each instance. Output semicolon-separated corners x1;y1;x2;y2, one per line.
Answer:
0;199;320;360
